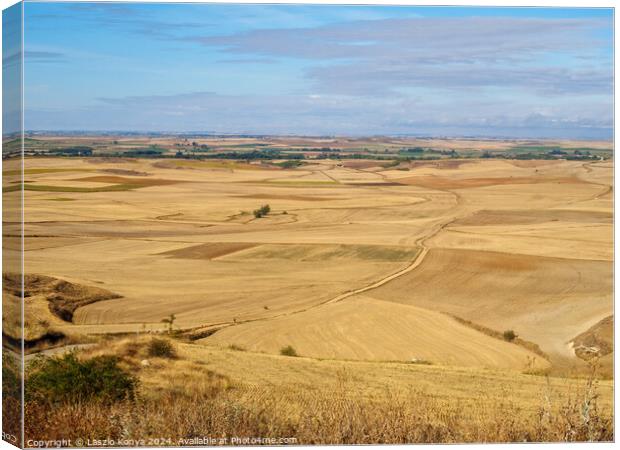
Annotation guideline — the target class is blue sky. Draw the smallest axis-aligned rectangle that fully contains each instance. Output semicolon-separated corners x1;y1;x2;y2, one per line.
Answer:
18;3;614;138
3;3;22;134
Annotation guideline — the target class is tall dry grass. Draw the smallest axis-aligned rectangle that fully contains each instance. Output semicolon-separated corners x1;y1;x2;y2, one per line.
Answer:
22;352;613;445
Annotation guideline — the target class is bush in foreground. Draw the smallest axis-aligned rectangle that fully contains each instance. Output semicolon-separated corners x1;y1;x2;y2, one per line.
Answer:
147;338;177;359
26;353;136;403
24;363;612;444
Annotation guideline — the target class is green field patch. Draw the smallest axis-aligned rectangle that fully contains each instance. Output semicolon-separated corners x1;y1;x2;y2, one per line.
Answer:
214;143;270;149
9;174;185;193
154;160;266;170
2;185;21;193
3;168;94;176
256;180;340;187
236;244;419;262
16;183;141;193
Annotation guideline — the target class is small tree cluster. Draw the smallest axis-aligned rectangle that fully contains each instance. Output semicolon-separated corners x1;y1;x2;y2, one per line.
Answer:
280;345;298;357
253;204;271;218
503;330;517;342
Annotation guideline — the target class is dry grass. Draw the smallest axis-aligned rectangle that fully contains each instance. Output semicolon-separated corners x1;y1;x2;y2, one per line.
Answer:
21;338;613;445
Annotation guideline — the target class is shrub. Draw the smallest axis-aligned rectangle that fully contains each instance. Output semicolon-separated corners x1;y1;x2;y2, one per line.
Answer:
147;338;177;358
3;354;21;399
280;345;298;357
228;344;246;352
26;353;136;403
253;204;271;218
503;330;517;342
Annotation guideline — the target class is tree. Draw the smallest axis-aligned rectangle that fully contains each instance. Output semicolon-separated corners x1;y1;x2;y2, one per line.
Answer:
253;204;271;218
280;345;298;357
503;330;517;342
161;314;176;334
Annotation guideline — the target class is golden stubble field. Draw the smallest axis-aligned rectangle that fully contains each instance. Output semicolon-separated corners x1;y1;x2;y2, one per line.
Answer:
2;153;614;425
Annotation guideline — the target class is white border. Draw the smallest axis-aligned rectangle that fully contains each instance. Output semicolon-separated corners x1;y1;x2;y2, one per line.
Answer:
0;2;616;450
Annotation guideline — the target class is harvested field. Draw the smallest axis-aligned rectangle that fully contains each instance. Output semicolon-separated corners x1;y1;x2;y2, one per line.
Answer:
1;132;613;445
452;209;613;226
159;242;258;260
235;193;334;201
343;181;404;186
2;154;611;442
151;160;268;171
99;168;149;176
408;160;471;170
340;160;383;169
70;175;182;187
236;244;419;262
370;248;612;362
397;175;585;190
206;295;548;370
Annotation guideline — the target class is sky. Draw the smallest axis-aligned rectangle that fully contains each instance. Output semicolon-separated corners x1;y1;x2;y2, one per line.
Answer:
13;3;615;138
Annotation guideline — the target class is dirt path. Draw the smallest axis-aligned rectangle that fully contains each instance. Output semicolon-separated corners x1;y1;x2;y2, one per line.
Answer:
325;217;455;304
190;183;467;338
299;165;466;305
66;165;467;343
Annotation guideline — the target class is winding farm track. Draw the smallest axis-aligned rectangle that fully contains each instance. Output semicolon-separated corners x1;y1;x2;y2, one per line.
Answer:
190;179;466;337
24;159;611;368
193;161;607;342
325;215;457;305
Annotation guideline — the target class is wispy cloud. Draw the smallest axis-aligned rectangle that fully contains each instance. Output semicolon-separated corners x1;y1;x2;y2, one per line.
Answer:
190;16;611;98
192;17;608;61
21;4;613;138
25;89;612;139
